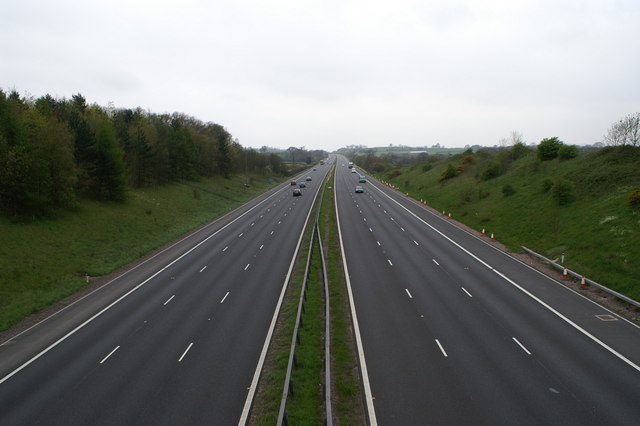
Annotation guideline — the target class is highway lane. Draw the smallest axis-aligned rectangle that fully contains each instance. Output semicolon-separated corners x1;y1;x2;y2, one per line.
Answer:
0;162;331;425
335;156;640;425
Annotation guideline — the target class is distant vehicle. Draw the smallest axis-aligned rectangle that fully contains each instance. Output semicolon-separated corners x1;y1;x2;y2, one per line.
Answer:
359;175;366;183
291;180;297;185
306;177;312;181
355;185;364;193
320;160;324;165
293;188;302;196
313;168;316;171
348;162;353;169
342;163;345;166
299;182;306;188
351;169;356;173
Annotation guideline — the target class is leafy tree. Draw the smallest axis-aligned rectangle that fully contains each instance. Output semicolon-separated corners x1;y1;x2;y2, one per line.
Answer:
439;163;457;181
537;137;564;161
557;144;578;160
93;120;127;201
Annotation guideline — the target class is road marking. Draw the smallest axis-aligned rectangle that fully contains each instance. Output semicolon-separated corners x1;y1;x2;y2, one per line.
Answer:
405;289;413;298
100;346;120;364
388;259;393;266
251;222;254;226
462;287;473;297
363;218;367;222
244;263;250;271
260;244;264;250
284;213;287;216
223;246;228;252
278;221;281;225
369;227;373;232
270;230;274;235
390;217;395;221
432;259;440;266
513;337;532;355
414;240;419;246
163;295;175;305
178;342;194;362
239;233;244;237
220;291;230;303
199;266;207;272
376;241;381;246
435;339;448;357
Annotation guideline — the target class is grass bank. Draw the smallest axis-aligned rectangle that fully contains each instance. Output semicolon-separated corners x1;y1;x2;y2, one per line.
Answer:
376;146;640;301
0;175;279;332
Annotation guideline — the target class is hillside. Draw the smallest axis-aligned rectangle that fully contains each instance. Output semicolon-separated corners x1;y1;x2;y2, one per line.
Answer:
0;175;279;332
373;146;640;302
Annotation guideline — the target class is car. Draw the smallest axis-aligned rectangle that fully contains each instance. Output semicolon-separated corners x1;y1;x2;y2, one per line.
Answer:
359;175;366;183
306;177;312;181
355;185;364;193
293;188;302;196
291;180;297;185
313;168;316;171
351;169;356;173
299;182;306;188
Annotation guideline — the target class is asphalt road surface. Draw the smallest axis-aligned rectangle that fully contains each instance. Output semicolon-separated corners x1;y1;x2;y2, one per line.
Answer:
334;155;640;425
0;162;331;425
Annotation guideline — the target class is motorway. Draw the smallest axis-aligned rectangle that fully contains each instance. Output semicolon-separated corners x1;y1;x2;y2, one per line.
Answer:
334;155;640;425
0;162;332;425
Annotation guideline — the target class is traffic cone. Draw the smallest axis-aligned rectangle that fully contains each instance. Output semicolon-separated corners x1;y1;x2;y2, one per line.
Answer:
562;267;569;279
581;275;587;288
490;233;494;240
448;212;451;218
481;228;485;236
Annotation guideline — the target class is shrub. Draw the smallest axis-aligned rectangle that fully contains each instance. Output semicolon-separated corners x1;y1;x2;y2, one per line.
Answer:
552;179;576;205
388;169;402;178
538;137;564;161
481;162;503;180
502;184;515;197
421;163;432;173
541;178;554;193
439;164;457;182
558;144;578;160
629;189;640;209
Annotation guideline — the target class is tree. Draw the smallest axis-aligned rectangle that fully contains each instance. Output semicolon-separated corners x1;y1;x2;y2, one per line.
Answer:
537;137;563;161
604;113;640;146
93;120;127;201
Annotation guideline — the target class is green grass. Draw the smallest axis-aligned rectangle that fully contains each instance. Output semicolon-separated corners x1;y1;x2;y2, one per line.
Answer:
0;175;278;331
378;146;640;301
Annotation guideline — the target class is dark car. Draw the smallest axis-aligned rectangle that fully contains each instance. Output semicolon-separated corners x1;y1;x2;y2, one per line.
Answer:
305;177;312;181
293;188;302;196
355;185;364;193
299;182;306;188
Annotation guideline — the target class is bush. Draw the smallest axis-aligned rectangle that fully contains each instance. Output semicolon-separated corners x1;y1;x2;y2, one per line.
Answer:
421;163;432;173
552;179;576;205
541;178;554;193
439;164;457;182
502;184;516;197
558;144;578;160
538;137;564;161
629;189;640;209
481;162;503;180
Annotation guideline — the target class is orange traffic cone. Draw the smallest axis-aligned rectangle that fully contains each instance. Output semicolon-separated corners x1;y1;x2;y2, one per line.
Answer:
581;275;587;288
481;228;485;236
562;267;569;279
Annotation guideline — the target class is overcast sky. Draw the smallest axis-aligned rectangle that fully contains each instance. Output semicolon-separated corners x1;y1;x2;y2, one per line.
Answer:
2;0;639;151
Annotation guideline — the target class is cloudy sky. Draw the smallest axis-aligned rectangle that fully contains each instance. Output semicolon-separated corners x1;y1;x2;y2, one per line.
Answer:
2;0;639;151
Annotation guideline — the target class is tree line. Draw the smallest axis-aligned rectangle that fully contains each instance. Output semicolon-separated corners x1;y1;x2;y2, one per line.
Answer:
0;90;301;219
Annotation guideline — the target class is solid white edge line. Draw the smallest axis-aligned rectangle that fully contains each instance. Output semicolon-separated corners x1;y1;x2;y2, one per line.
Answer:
435;339;448;357
99;345;120;364
369;180;640;374
163;295;175;305
178;342;193;362
238;166;327;425
0;180;292;385
513;337;532;355
220;292;230;304
333;162;378;425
